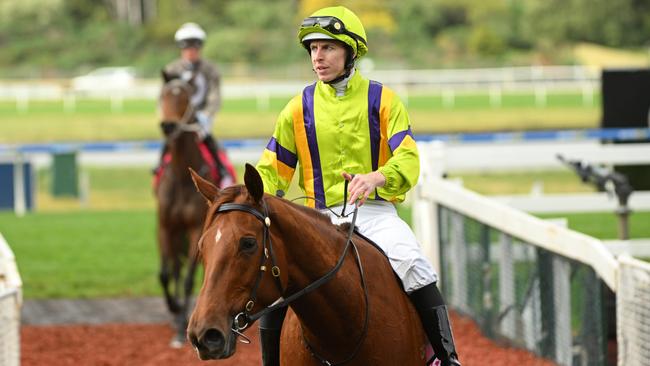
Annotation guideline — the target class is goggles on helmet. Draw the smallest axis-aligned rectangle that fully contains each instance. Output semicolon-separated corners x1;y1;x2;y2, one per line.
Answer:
300;16;367;46
178;38;203;49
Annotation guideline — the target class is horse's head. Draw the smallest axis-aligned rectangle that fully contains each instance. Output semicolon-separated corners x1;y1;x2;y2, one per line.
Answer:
160;70;198;137
187;163;286;360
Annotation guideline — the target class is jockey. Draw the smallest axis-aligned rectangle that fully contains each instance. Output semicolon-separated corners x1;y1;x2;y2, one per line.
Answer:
156;22;225;178
255;6;461;366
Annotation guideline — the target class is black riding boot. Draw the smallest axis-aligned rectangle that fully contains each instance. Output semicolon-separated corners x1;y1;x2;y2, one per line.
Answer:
259;307;287;366
409;283;461;366
202;134;229;180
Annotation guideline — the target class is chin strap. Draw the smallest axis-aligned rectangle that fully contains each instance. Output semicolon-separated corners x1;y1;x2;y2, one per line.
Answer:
324;67;352;85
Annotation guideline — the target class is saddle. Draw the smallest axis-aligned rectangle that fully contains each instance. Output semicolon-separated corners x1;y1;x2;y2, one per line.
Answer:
153;141;235;190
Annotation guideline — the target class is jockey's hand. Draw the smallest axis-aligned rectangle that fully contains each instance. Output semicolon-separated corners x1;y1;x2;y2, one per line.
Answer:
196;112;212;133
341;171;386;207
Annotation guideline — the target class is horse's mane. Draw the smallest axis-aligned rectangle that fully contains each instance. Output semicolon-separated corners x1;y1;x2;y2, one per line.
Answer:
266;194;352;237
207;184;350;237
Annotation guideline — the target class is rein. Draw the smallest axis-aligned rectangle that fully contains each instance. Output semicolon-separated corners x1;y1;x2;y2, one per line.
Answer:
217;189;370;364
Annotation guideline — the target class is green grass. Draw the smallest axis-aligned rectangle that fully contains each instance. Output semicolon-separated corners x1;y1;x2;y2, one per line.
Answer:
37;167;155;211
447;170;596;195
0;210;159;299
0;91;600;143
538;211;650;240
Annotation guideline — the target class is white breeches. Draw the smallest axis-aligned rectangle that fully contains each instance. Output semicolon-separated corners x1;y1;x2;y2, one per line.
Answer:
322;201;438;293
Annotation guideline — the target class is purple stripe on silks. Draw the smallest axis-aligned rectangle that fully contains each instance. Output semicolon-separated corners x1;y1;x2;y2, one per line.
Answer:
368;81;383;171
388;128;414;152
302;83;326;209
266;137;297;167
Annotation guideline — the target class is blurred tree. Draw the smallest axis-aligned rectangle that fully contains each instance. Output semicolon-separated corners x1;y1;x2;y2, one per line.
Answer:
205;0;301;66
391;0;469;66
0;0;647;77
527;0;649;48
63;0;109;23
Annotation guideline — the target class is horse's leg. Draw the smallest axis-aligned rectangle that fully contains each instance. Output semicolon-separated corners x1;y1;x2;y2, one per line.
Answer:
183;227;201;312
171;227;201;347
158;226;181;314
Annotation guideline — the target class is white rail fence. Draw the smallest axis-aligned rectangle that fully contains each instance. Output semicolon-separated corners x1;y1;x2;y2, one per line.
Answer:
0;65;600;112
0;233;22;366
413;141;650;366
422;139;650;216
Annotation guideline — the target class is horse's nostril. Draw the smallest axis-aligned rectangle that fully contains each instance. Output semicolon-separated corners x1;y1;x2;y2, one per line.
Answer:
202;328;225;351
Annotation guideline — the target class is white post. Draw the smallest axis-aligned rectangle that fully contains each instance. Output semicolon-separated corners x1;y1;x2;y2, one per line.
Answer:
546;218;571;366
442;89;455;108
581;83;594;107
489;85;502;108
413;141;446;287
64;93;76;113
498;233;516;338
12;153;26;217
16;91;29;114
535;84;547;107
110;94;124;113
256;90;270;112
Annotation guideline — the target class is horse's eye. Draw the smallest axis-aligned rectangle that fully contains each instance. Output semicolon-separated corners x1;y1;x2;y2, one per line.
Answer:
239;237;257;254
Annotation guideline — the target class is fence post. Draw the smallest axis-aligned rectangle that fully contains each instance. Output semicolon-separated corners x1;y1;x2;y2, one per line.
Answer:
413;141;446;286
12;154;25;217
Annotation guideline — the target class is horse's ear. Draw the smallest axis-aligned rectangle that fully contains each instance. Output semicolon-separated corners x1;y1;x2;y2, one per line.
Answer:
189;168;219;205
244;163;264;203
161;69;174;83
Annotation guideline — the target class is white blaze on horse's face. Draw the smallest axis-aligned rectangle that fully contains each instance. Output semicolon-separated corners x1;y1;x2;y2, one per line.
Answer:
215;229;222;244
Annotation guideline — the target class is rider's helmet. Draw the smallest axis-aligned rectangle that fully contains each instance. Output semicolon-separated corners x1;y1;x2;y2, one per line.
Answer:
175;22;206;49
298;6;368;72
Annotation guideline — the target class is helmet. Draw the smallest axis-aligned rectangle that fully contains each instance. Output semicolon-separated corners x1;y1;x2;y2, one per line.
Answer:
174;22;206;48
298;6;368;58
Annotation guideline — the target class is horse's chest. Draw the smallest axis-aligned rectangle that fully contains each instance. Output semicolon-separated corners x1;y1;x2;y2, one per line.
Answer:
159;186;205;224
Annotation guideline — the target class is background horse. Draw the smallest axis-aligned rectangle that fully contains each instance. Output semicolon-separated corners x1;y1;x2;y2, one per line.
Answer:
156;71;226;347
187;164;430;365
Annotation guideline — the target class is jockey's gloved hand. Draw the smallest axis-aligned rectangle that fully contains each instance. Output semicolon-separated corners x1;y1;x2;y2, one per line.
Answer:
196;112;212;135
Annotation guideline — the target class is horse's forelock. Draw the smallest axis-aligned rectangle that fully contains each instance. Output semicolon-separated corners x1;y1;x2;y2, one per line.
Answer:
203;185;244;224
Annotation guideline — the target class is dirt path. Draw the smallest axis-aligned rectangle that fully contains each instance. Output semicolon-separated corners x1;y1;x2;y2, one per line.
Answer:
21;298;556;366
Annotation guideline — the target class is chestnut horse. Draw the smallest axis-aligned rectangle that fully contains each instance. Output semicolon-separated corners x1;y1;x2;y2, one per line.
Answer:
187;164;429;365
156;71;223;347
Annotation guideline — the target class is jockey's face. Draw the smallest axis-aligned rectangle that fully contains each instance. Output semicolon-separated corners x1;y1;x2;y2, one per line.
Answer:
310;40;347;82
181;46;201;63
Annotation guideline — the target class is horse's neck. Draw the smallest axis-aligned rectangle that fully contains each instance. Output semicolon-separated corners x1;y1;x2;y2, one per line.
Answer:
169;132;204;177
275;203;367;342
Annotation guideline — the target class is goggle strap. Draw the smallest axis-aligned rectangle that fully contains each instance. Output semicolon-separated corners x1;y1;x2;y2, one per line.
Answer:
301;16;366;47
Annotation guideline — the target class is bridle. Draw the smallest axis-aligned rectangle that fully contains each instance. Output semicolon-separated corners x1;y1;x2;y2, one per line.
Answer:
214;195;370;365
160;80;200;140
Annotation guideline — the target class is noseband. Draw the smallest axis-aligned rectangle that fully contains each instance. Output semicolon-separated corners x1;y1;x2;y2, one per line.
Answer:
213;197;370;365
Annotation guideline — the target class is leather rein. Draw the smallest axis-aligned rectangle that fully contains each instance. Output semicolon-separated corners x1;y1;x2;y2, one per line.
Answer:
215;193;370;365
